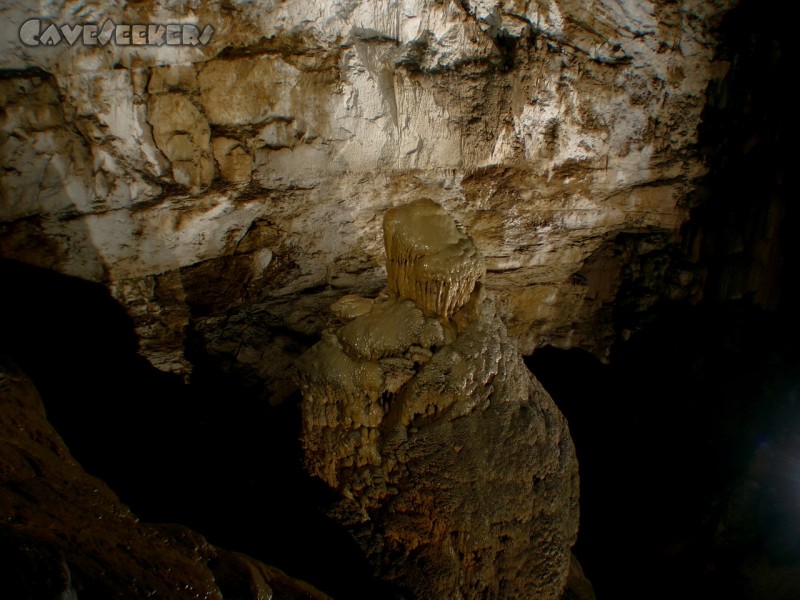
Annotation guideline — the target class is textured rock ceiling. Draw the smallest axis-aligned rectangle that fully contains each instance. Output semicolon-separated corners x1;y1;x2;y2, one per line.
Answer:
0;0;736;395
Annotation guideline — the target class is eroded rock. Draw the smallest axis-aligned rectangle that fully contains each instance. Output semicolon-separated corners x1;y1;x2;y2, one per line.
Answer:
0;0;736;388
147;93;215;192
212;137;253;183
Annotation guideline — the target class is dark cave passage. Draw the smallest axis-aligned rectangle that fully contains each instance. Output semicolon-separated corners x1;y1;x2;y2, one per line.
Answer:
5;255;799;599
0;258;392;599
530;3;798;595
528;304;800;600
7;250;799;599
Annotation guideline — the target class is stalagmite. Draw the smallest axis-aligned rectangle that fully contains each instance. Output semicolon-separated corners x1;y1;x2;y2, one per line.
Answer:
383;199;486;318
297;200;579;599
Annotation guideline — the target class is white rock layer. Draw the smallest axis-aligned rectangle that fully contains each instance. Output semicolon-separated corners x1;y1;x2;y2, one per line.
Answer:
0;0;736;379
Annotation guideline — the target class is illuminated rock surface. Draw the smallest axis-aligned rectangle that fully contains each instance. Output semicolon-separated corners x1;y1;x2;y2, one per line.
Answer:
297;202;579;598
384;199;485;318
0;2;794;598
0;0;736;393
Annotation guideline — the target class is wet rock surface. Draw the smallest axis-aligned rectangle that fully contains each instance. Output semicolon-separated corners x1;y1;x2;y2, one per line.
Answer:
0;258;398;599
384;199;485;318
297;202;579;598
2;1;795;598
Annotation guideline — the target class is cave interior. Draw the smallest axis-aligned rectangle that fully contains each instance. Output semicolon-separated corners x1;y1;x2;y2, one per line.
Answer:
0;0;797;598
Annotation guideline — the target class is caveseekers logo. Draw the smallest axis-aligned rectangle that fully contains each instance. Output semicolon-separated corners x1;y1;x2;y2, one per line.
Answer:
19;19;214;47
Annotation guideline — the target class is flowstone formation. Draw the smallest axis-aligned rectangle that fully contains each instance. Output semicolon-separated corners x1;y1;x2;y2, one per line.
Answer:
384;199;485;319
296;200;579;599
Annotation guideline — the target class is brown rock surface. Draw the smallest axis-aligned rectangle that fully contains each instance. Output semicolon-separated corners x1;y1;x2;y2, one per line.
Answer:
296;202;579;598
147;93;215;192
384;199;486;318
0;357;330;600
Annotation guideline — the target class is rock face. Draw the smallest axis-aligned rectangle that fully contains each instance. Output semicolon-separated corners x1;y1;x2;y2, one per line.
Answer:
0;357;330;600
296;201;579;598
0;0;736;395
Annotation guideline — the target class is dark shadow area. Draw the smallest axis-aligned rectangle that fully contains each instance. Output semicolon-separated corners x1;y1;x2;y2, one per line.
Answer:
2;0;794;598
685;0;792;313
528;301;800;599
528;1;798;595
0;257;393;599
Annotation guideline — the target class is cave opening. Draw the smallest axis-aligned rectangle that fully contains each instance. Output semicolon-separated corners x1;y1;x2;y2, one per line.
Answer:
528;302;800;599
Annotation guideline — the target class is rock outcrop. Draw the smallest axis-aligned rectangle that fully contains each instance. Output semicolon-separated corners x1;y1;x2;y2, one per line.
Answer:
296;200;579;598
0;0;737;396
0;356;330;600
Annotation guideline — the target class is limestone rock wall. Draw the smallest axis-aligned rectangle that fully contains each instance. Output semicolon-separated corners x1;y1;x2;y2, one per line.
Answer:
0;0;735;388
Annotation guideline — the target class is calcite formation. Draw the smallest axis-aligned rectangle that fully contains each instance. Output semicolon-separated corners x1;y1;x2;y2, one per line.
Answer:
384;199;485;318
297;201;579;599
